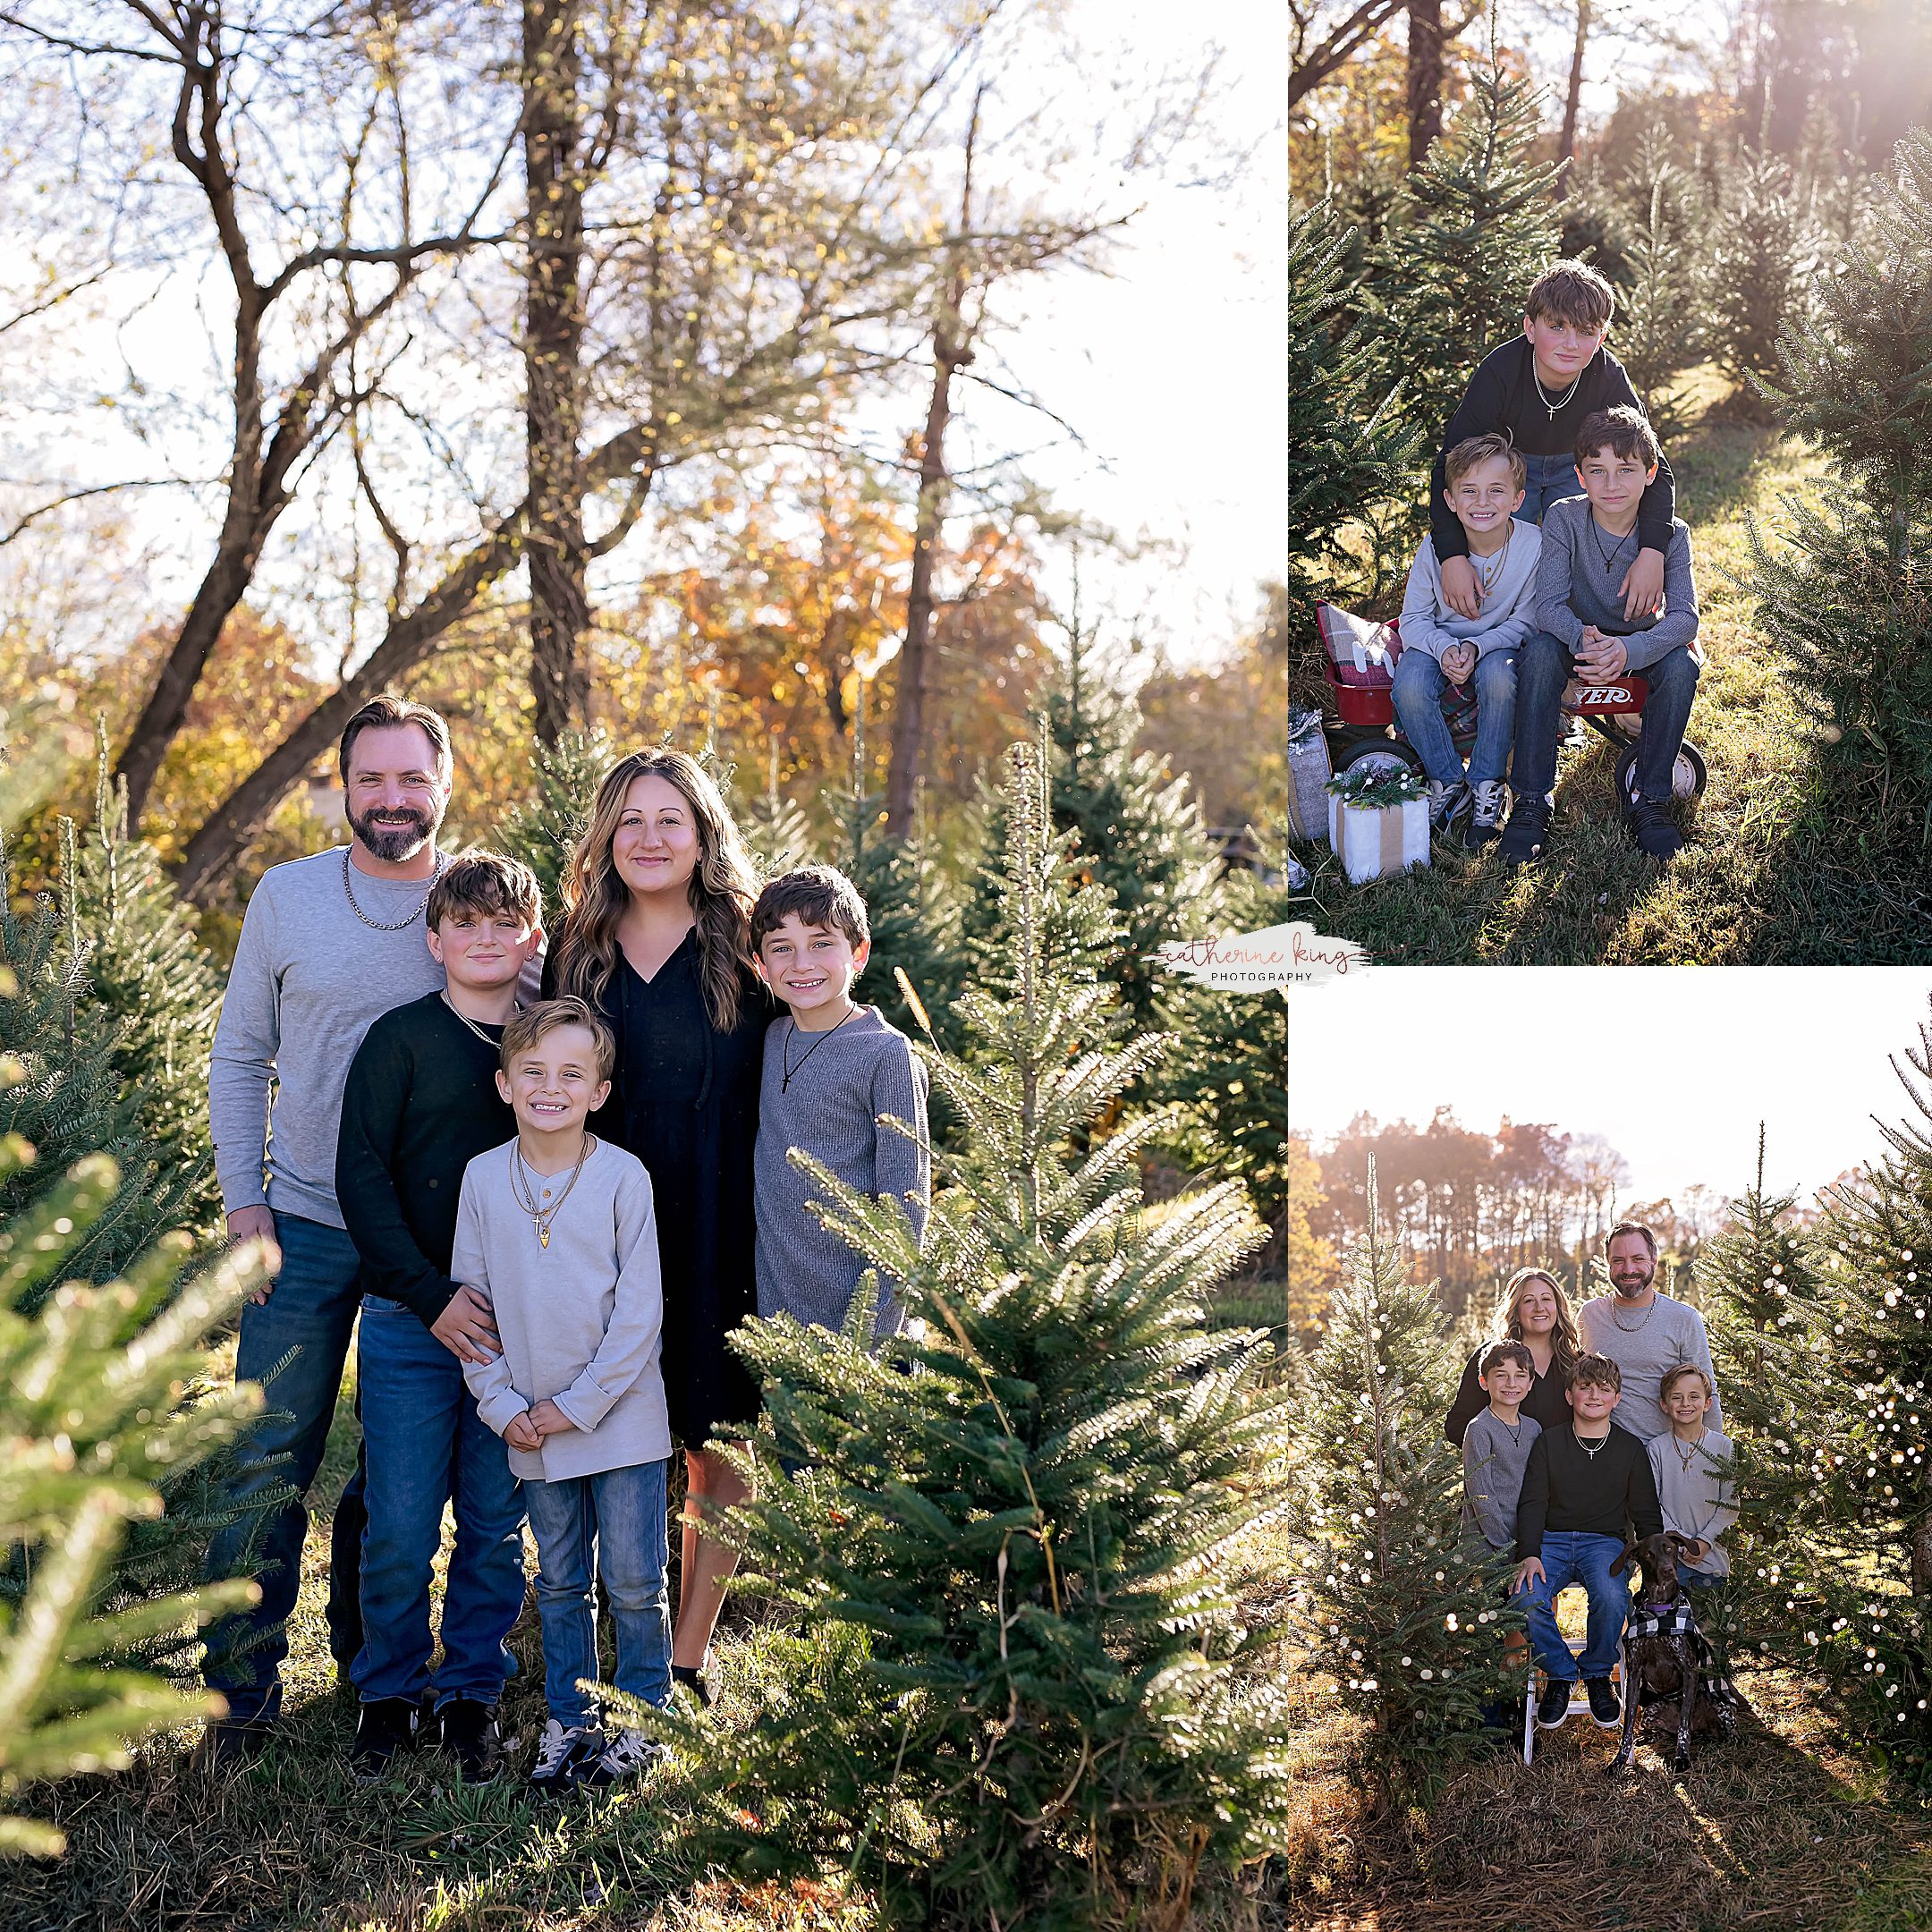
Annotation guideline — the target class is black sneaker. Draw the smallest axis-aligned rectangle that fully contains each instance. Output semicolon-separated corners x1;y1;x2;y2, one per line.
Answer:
1586;1676;1623;1729
671;1662;712;1709
436;1698;500;1783
528;1718;594;1794
1623;793;1683;860
198;1718;271;1774
1498;794;1551;868
1537;1678;1574;1729
350;1697;423;1782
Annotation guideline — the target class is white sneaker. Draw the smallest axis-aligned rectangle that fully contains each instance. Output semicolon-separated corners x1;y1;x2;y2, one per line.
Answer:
1466;778;1508;844
1425;778;1470;835
528;1718;592;1793
576;1725;666;1788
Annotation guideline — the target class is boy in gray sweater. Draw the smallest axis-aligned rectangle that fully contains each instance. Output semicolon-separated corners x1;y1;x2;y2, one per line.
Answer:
1500;404;1702;867
453;996;672;1796
1647;1365;1737;1590
1462;1340;1544;1556
751;867;931;1343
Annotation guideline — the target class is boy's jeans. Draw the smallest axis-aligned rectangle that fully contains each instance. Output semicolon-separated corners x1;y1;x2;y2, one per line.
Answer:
201;1212;369;1726
351;1296;527;1709
1516;451;1581;526
1391;646;1518;786
1517;1530;1630;1680
1510;631;1699;803
522;1460;673;1729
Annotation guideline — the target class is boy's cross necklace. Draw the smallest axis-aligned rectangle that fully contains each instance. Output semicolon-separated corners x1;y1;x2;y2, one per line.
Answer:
1575;1428;1610;1460
1532;365;1581;419
512;1134;597;1249
781;1003;858;1090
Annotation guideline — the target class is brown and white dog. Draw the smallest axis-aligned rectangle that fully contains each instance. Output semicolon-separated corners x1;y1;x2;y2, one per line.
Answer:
1607;1530;1741;1775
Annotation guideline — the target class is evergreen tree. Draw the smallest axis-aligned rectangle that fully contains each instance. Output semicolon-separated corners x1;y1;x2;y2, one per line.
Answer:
1613;132;1707;438
496;723;615;911
1705;148;1821;402
657;741;1295;1927
1372;44;1566;442
0;1142;267;1854
1745;127;1932;807
737;737;815;882
1287;197;1423;611
1291;1158;1519;1801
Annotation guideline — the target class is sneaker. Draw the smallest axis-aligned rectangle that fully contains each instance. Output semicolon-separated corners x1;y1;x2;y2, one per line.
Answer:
1537;1678;1574;1729
1585;1676;1623;1729
1425;777;1470;836
1466;779;1508;846
1498;793;1551;868
350;1697;424;1782
198;1718;271;1774
1624;793;1683;860
576;1725;667;1789
671;1661;712;1709
528;1717;593;1794
436;1698;500;1783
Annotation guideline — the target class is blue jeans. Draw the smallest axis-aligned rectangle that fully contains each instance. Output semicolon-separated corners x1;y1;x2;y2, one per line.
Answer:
1391;645;1519;786
202;1213;369;1725
1517;1530;1631;1680
1517;451;1582;527
522;1460;673;1728
1511;631;1699;803
351;1297;527;1707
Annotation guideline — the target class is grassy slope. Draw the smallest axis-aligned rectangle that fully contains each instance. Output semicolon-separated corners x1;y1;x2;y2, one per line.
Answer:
1300;397;1932;963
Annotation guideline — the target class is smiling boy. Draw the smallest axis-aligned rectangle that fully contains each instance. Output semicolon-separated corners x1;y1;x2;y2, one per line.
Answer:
1501;406;1703;865
750;865;931;1343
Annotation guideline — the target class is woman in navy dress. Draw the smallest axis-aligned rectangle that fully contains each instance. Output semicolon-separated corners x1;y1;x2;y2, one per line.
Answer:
545;748;777;1700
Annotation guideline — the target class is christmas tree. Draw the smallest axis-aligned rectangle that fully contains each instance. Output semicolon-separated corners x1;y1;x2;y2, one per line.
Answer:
1612;131;1707;439
737;737;815;882
1287;197;1423;611
1704;148;1821;403
1292;1158;1519;1800
496;722;615;911
1744;127;1932;809
1371;42;1565;443
657;741;1295;1925
0;1141;267;1854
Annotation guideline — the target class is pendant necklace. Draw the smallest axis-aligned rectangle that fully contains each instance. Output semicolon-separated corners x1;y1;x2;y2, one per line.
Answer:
1675;1432;1702;1475
443;992;518;1049
1473;542;1508;597
1577;1432;1608;1460
512;1134;596;1250
1591;517;1637;572
1532;366;1581;419
343;846;446;931
781;1003;858;1092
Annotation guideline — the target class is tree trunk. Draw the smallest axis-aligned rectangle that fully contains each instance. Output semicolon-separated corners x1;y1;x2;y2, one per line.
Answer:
1557;0;1592;191
886;97;982;836
524;0;591;743
1406;0;1444;166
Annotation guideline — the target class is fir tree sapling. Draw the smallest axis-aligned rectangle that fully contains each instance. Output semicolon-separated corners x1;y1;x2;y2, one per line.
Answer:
1614;131;1707;439
652;741;1294;1928
0;1140;269;1854
496;723;615;911
1705;148;1821;404
1746;128;1932;805
739;737;815;882
1292;1158;1520;1801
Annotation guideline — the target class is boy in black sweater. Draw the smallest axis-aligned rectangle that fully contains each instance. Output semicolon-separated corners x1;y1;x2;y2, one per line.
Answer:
335;852;544;1780
1431;260;1674;631
1512;1352;1663;1733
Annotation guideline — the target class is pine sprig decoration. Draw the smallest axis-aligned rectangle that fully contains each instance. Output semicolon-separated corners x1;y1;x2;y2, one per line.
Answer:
0;1141;271;1856
1291;1158;1520;1801
641;741;1295;1928
1325;764;1427;810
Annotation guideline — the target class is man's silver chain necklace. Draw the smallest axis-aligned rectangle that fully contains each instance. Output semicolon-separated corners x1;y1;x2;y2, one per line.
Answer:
1610;1292;1659;1333
343;846;446;931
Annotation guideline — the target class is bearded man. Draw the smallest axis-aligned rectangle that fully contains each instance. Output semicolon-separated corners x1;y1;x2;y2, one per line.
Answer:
200;695;462;1766
1579;1220;1724;1446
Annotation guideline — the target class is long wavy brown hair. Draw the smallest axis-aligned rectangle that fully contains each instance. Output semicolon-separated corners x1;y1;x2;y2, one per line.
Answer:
1498;1267;1580;1381
549;749;760;1033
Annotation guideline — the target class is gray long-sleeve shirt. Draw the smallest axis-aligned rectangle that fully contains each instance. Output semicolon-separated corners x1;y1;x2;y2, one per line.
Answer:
1398;521;1542;663
1579;1293;1724;1445
209;847;452;1227
753;1005;930;1335
1648;1427;1739;1577
1462;1409;1542;1552
454;1136;671;1481
1531;495;1700;672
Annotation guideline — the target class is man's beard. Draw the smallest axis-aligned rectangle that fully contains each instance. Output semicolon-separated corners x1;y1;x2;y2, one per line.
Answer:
347;801;441;864
1612;1267;1654;1299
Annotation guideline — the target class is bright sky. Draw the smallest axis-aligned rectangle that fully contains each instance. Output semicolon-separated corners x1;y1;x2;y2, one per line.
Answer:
1287;969;1932;1205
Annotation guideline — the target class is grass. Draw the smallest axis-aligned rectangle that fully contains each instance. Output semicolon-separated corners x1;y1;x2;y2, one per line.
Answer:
1296;387;1932;962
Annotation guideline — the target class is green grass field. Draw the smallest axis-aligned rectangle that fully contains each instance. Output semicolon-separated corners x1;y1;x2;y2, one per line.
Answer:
1299;394;1932;963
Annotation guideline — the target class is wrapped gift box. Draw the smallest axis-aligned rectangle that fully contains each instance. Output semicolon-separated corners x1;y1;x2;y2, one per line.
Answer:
1326;792;1430;885
1287;708;1333;845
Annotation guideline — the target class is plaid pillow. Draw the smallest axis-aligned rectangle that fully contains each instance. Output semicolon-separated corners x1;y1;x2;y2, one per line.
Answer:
1317;601;1402;690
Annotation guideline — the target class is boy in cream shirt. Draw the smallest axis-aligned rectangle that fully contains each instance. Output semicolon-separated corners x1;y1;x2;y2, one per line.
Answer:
454;996;671;1794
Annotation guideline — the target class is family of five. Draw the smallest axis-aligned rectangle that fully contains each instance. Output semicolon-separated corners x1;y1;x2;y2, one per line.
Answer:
199;698;930;1792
